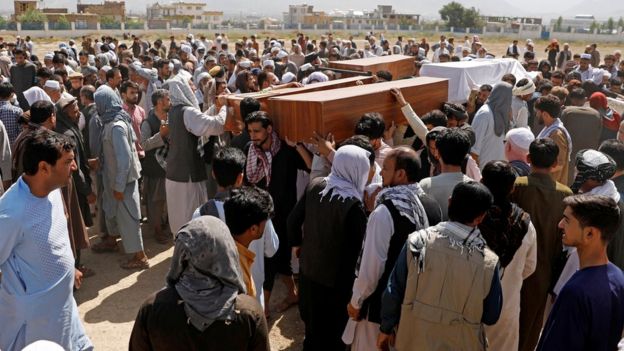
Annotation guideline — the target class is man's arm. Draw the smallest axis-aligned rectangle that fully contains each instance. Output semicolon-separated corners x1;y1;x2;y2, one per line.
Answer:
0;214;20;266
287;188;307;248
549;130;568;175
140;120;165;151
379;243;409;334
182;105;226;137
481;264;503;325
111;124;133;193
0;122;12;187
263;219;279;258
350;205;394;309
390;88;429;144
523;222;538;279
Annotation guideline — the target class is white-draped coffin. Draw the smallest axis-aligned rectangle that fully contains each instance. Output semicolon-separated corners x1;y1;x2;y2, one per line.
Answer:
420;58;532;103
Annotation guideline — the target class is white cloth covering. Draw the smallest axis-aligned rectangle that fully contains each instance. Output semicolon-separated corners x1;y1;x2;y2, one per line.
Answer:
471;104;506;170
420;58;531;103
511;96;530;129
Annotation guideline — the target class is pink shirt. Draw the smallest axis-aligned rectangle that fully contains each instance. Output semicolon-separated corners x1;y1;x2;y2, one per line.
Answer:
123;103;146;158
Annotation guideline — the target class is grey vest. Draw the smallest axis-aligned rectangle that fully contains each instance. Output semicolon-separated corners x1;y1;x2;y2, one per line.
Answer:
165;105;207;182
141;111;166;178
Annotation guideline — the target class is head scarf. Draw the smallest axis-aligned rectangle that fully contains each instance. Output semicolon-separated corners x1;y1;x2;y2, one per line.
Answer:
320;144;371;202
245;131;282;186
0;56;11;78
512;79;536;96
94;85;130;124
95;53;109;68
163;72;200;109
486;82;513;137
572;149;618;194
304;71;329;85
23;86;52;107
589;92;620;131
166;216;245;332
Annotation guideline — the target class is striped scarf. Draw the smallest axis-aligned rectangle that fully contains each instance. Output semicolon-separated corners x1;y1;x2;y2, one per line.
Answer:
245;131;281;186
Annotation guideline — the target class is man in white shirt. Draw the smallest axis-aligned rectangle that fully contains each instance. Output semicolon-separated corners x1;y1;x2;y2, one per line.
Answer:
345;147;441;351
575;53;604;85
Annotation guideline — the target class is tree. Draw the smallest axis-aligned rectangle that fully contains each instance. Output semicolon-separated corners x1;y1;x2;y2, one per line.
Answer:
554;16;563;32
55;15;70;29
618;17;624;29
439;2;465;28
590;21;599;32
439;2;482;28
606;17;615;31
18;9;46;23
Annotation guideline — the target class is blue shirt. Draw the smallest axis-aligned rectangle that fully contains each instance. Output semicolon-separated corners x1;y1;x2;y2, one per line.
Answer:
0;178;92;350
537;263;624;351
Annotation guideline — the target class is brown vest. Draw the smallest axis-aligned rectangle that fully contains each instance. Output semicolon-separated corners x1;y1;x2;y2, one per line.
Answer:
395;226;499;351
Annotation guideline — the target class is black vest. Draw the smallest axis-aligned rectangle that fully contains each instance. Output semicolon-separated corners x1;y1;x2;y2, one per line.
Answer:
141;111;166;178
165;105;207;182
360;200;418;324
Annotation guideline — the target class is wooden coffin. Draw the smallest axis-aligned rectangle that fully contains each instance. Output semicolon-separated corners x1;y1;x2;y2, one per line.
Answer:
328;55;415;80
268;77;449;142
224;75;374;131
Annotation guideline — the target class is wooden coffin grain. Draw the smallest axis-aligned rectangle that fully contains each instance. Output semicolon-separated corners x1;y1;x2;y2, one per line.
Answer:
267;77;449;142
328;55;415;79
224;75;374;131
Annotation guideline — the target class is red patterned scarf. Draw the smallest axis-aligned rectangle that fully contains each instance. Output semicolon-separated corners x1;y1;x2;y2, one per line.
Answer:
246;131;281;186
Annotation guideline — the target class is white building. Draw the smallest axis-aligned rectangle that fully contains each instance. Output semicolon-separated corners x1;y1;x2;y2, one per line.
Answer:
549;14;597;32
147;1;223;25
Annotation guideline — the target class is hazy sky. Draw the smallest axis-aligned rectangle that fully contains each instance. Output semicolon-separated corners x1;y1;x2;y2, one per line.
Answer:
15;0;621;20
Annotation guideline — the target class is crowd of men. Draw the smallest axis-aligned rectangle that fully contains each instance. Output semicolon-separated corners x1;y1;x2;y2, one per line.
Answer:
1;31;624;351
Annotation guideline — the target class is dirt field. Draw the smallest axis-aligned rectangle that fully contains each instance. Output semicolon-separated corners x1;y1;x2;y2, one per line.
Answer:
76;223;304;350
6;32;622;64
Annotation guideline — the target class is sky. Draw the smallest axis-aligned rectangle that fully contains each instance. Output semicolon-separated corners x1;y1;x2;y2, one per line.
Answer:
8;0;622;21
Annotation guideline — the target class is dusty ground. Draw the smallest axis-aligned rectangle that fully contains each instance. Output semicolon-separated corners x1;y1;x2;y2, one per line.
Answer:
75;223;304;350
11;32;623;64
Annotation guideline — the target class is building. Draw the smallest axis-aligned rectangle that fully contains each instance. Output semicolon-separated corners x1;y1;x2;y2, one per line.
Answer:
482;16;542;26
13;0;124;28
147;2;223;26
77;1;126;22
549;15;599;32
283;4;419;27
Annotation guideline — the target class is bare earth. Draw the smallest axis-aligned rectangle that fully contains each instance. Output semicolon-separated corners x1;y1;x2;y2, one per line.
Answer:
33;31;620;351
76;224;304;350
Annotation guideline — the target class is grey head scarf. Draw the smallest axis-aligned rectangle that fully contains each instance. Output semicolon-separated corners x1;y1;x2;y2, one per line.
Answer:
486;82;513;137
95;53;109;69
166;216;245;332
93;85;131;124
163;72;200;109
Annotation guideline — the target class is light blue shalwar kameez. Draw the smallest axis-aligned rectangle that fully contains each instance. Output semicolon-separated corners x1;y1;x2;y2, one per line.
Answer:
0;178;93;351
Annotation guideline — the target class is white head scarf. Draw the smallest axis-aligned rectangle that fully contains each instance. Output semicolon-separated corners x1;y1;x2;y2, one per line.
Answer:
164;72;200;109
23;86;52;107
320;144;371;202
